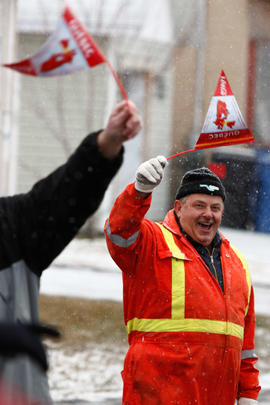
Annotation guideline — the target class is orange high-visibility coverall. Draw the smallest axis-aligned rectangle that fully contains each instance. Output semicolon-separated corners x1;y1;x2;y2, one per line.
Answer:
105;183;260;405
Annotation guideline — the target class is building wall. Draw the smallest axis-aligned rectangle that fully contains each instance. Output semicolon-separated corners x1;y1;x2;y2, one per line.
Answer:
248;0;270;146
170;44;199;204
248;0;270;41
0;0;18;195
146;66;174;221
204;0;249;119
166;0;257;218
94;65;175;228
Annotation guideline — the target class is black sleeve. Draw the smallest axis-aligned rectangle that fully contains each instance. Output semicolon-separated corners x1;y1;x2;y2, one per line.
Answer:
1;131;123;274
0;323;60;371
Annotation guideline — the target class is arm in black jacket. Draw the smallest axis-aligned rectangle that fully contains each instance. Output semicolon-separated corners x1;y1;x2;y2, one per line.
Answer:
3;131;122;274
0;323;59;370
0;100;142;274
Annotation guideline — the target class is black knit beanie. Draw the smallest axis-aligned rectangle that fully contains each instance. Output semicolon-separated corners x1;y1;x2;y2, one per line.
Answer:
175;167;226;201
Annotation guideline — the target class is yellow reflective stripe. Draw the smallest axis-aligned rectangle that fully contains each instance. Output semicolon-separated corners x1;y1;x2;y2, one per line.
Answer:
127;223;244;340
156;223;185;319
126;317;244;339
156;223;186;260
171;258;185;319
230;244;252;315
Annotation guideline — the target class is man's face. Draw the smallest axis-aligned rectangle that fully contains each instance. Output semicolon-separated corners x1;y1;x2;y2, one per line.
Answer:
174;193;224;248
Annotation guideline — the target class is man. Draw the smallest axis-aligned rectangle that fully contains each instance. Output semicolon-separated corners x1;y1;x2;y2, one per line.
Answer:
0;100;141;405
105;156;260;405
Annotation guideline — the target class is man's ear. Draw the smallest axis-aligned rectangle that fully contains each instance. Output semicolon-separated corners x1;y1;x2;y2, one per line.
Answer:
174;200;182;217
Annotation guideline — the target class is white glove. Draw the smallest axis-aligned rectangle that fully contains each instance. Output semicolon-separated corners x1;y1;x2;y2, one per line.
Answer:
135;155;168;193
238;398;258;404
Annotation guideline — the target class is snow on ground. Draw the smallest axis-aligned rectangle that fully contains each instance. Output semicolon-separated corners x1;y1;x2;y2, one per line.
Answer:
47;341;125;403
40;227;270;403
40;227;270;314
41;238;122;301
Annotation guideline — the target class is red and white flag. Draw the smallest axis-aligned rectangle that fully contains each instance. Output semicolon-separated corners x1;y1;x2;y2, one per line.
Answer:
195;70;254;150
167;70;254;160
3;6;105;77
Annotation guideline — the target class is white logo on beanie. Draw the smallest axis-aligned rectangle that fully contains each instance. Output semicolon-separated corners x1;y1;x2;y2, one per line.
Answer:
200;184;219;192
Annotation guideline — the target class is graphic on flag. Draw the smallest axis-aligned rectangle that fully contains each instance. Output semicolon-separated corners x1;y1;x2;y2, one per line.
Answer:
214;100;235;130
3;7;106;77
195;70;254;150
40;39;76;73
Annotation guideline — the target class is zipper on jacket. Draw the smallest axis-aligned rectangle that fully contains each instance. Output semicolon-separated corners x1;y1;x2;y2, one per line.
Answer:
180;231;224;295
207;247;219;282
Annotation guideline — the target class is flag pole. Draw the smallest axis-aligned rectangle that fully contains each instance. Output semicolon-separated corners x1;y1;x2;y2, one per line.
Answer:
167;148;196;160
105;59;128;102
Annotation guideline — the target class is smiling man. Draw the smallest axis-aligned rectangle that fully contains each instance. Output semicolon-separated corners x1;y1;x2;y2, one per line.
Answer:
105;157;260;405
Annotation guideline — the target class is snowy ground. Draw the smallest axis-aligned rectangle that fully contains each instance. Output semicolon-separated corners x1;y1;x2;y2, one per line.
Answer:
48;341;125;404
40;227;270;404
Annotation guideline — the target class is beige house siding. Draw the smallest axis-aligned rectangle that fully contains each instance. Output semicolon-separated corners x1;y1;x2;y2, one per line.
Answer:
204;0;249;118
146;67;174;221
94;66;174;228
170;45;198;204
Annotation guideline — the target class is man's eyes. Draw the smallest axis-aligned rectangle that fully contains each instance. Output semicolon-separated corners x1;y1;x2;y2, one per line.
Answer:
194;204;221;211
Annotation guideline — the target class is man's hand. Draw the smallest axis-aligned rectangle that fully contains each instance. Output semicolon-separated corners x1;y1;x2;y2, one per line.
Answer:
135;155;168;196
97;100;142;159
238;398;258;404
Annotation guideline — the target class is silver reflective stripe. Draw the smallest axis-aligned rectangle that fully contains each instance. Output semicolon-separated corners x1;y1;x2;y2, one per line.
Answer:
241;349;258;360
105;222;140;248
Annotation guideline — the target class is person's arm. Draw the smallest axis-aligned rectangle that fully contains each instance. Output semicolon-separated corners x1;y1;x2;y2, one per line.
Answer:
104;156;167;274
0;322;59;371
237;287;261;402
10;101;141;274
